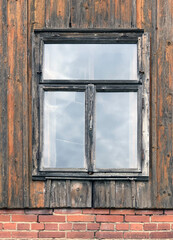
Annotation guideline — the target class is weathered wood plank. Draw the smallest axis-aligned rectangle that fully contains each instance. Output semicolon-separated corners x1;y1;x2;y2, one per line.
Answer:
93;0;115;28
70;181;92;208
0;0;8;208
45;0;70;28
149;0;158;208
93;181;133;208
120;0;132;28
70;0;94;28
34;0;46;29
136;182;151;208
114;0;121;27
93;181;109;208
136;0;153;209
49;181;67;208
7;0;27;208
156;0;173;208
29;0;45;208
114;181;132;208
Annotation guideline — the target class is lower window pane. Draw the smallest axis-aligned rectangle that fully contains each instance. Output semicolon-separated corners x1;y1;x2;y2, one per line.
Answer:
43;91;85;168
96;92;137;169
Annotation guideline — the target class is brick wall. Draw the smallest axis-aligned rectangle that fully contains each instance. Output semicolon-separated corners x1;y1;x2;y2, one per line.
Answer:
0;209;172;239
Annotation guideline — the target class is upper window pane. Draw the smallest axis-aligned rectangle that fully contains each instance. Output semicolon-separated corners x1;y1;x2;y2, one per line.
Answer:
43;44;137;80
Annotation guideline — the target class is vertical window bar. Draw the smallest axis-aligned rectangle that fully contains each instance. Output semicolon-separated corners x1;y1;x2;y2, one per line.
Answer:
86;84;95;174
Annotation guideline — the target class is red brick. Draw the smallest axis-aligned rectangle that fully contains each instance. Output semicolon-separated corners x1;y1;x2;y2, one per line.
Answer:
96;215;123;222
59;223;72;230
54;209;81;214
0;232;11;238
12;231;38;238
100;223;114;230
150;232;173;239
31;223;44;230
3;223;16;230
124;232;149;239
0;209;24;214
0;215;10;222
12;214;37;222
151;215;173;222
17;223;30;230
73;223;86;230
39;231;65;238
25;209;53;215
130;223;143;231
144;223;157;231
110;209;135;215
135;210;163;215
96;232;123;239
67;232;94;239
83;209;109;214
158;223;170;230
116;223;129;231
87;223;100;230
45;223;58;230
67;215;94;222
165;210;173;215
39;215;65;222
125;215;149;222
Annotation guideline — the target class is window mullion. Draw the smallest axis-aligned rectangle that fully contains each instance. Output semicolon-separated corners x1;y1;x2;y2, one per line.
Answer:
86;84;96;174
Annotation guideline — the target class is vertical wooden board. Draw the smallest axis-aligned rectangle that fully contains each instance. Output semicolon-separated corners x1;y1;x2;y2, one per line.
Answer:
93;0;115;28
70;0;94;28
136;0;151;31
49;181;67;208
114;181;132;208
136;0;154;208
93;181;132;208
120;0;132;28
131;0;136;27
70;181;92;208
7;0;27;208
45;0;70;28
29;0;45;208
149;0;158;208
34;0;46;29
29;181;45;208
114;0;121;27
156;0;173;207
0;0;8;208
93;181;110;208
136;182;152;208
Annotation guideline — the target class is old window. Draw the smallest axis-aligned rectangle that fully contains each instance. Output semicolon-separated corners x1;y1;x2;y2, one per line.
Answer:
32;30;150;180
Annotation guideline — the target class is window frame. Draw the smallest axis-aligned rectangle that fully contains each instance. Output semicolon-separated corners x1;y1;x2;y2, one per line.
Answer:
32;29;150;181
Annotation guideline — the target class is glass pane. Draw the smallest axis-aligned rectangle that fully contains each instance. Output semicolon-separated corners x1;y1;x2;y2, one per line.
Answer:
43;44;137;80
96;92;137;169
43;91;85;168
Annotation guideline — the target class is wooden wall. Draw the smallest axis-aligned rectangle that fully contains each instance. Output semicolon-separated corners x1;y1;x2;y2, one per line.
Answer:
0;0;172;208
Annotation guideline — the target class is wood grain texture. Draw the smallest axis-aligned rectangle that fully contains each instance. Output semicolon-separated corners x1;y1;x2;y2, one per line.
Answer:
156;0;173;208
29;0;45;208
45;180;92;208
0;0;8;208
7;0;27;208
70;0;94;28
45;0;70;28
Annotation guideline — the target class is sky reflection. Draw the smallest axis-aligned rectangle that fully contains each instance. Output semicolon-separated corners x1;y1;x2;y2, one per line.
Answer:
43;44;137;80
43;91;85;168
96;92;137;169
